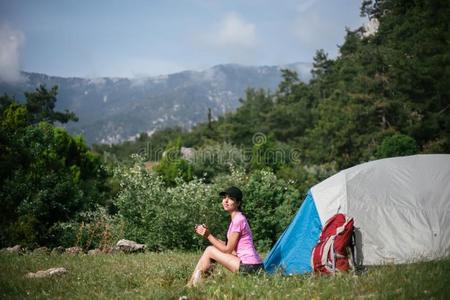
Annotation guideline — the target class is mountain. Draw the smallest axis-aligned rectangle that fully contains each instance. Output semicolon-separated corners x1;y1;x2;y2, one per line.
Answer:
0;63;312;144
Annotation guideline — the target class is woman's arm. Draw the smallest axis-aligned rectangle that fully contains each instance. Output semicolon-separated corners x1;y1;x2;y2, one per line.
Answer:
207;232;239;254
195;225;239;254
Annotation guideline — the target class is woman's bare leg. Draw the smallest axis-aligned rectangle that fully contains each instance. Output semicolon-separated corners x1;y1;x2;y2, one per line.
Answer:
187;246;240;287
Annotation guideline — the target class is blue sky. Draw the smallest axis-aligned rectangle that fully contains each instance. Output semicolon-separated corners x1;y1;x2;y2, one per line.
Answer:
0;0;366;80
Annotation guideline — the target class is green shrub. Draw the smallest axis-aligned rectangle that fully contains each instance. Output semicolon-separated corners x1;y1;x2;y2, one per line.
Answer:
376;133;419;158
241;170;302;251
49;207;124;250
154;139;193;185
114;155;227;250
115;156;302;252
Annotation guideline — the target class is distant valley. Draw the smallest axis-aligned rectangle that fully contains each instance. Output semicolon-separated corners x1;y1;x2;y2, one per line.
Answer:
0;63;311;144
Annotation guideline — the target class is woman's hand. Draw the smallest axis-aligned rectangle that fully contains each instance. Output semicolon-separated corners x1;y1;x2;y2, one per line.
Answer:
195;224;210;238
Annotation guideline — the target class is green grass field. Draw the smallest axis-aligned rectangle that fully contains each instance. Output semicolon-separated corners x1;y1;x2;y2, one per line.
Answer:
1;251;449;299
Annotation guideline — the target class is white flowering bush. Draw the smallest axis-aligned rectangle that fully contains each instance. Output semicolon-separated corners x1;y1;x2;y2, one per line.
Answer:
113;155;227;250
114;155;302;251
161;179;227;249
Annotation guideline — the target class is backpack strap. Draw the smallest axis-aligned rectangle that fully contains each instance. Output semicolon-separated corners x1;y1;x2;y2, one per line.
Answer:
321;237;335;267
335;216;353;236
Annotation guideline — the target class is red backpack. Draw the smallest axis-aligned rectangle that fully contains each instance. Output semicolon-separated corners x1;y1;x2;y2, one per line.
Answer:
311;213;354;274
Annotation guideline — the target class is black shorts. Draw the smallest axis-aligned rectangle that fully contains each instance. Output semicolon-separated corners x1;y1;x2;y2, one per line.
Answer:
239;263;264;274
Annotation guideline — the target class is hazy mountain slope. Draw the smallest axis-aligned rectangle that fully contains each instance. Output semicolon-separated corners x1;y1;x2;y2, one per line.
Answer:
0;63;311;144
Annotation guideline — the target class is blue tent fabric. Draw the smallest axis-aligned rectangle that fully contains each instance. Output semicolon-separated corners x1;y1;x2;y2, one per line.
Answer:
263;191;322;274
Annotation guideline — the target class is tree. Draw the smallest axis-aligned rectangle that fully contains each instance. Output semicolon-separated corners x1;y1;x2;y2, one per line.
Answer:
0;94;15;114
311;49;333;80
216;88;274;146
0;88;108;247
362;0;450;151
301;0;450;167
25;85;78;124
266;69;316;142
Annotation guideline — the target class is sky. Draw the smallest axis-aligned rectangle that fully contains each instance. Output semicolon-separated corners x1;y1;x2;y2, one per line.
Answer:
0;0;366;81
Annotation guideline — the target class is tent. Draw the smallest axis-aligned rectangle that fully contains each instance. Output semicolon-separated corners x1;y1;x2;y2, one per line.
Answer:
264;154;450;274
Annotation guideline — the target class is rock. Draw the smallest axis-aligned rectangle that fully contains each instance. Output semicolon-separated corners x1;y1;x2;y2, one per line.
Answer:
362;18;380;38
33;247;49;255
116;239;146;253
51;246;65;255
25;267;67;278
6;245;23;254
108;246;123;254
88;248;102;255
65;246;83;255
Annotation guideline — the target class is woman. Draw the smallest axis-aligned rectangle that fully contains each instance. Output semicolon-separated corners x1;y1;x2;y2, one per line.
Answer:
187;186;263;287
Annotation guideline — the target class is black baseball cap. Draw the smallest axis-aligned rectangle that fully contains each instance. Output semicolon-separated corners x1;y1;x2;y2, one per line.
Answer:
219;186;243;202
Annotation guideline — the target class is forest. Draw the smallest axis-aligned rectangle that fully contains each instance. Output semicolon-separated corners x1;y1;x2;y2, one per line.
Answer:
1;0;449;250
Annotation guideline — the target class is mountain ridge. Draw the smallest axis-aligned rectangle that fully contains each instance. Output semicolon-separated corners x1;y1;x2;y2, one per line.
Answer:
0;62;312;144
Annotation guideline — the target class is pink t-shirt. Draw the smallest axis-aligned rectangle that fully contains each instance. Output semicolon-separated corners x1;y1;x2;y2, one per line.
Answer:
227;212;262;264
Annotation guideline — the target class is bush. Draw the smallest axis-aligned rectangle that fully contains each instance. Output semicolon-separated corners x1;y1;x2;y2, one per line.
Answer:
154;139;193;185
49;207;124;250
376;133;419;158
240;170;302;251
114;156;302;251
114;155;227;251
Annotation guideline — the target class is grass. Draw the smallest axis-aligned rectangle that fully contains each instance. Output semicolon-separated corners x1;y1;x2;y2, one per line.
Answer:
1;251;449;299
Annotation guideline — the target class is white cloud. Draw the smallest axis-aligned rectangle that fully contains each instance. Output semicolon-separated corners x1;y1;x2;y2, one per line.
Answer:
0;23;25;84
207;12;257;49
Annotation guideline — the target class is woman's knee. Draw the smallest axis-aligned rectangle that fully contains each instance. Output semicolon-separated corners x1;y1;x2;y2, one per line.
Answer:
200;246;214;258
205;246;215;253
